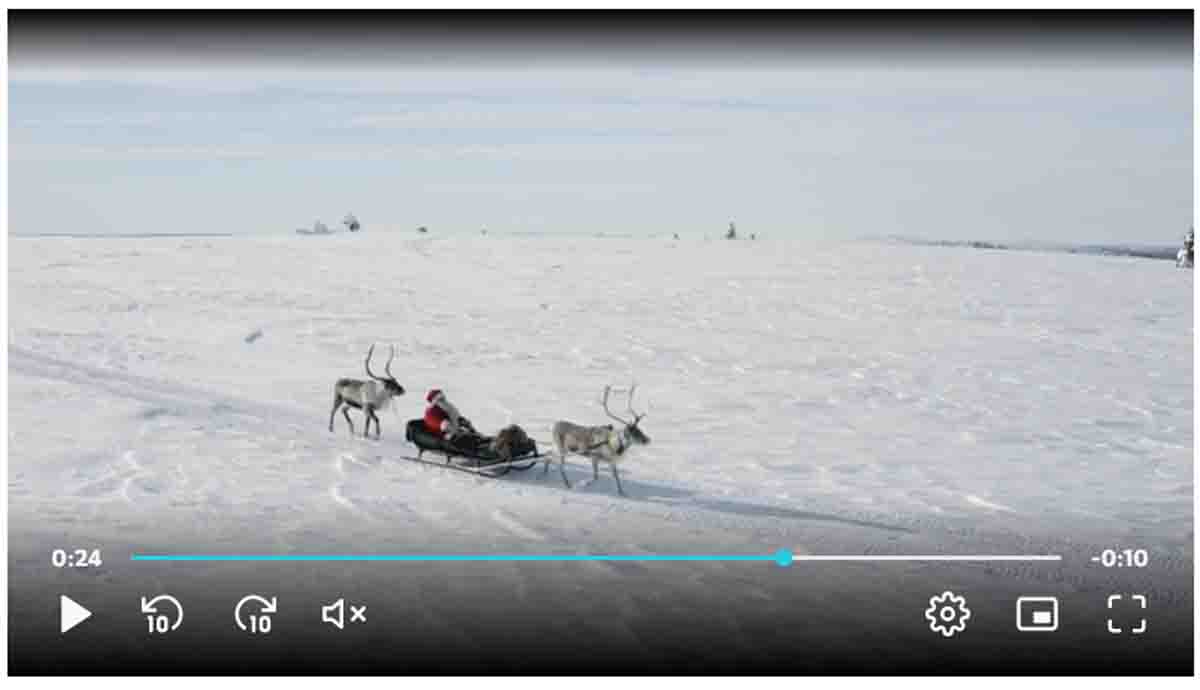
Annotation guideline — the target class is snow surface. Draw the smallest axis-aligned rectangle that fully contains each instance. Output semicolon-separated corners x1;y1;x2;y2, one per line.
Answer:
8;235;1193;606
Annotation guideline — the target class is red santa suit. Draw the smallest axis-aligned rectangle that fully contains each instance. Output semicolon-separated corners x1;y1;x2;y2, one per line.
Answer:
423;389;462;437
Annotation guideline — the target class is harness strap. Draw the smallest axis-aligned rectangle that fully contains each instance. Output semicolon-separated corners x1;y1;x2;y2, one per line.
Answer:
609;430;627;454
582;429;626;455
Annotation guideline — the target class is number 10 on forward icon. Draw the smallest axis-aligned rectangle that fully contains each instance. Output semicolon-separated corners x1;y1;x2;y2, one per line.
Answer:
235;595;277;634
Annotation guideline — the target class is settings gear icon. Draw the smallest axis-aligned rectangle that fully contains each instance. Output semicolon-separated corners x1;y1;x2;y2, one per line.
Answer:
925;590;971;637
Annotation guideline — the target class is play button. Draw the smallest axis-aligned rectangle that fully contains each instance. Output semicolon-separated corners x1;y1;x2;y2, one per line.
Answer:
60;596;92;633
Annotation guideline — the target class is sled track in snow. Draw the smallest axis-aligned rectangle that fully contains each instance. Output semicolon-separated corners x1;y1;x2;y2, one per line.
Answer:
9;346;317;433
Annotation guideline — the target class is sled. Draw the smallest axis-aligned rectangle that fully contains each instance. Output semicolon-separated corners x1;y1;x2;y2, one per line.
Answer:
404;419;540;477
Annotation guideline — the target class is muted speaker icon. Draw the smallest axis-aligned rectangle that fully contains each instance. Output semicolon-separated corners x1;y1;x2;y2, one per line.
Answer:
321;598;345;629
321;598;366;630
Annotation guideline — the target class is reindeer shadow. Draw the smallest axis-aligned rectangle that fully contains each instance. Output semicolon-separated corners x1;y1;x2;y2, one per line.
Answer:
512;464;913;534
506;462;692;499
683;497;914;533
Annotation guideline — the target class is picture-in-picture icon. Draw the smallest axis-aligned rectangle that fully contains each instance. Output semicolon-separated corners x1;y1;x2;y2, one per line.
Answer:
1016;597;1059;632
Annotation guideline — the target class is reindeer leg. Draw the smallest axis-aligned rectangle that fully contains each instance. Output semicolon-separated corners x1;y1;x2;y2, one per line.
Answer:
559;454;571;488
342;406;355;435
363;406;374;438
612;464;626;497
329;397;342;433
592;458;599;480
373;411;382;439
541;455;551;478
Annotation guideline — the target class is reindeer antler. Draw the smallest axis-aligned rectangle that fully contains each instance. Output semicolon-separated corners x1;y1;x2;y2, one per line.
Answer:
627;383;646;423
602;385;632;426
365;344;384;382
384;344;398;382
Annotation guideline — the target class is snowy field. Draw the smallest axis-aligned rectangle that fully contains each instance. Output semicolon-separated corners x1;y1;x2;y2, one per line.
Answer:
7;234;1194;669
10;234;1192;552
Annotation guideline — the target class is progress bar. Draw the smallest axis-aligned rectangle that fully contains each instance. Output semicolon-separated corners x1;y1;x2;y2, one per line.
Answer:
132;550;1063;567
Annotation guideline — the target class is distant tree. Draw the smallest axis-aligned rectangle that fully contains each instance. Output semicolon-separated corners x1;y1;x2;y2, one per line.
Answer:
417;226;429;234
726;222;737;240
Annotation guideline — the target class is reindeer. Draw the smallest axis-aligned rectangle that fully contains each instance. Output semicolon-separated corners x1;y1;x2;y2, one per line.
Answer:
329;344;406;438
547;385;650;496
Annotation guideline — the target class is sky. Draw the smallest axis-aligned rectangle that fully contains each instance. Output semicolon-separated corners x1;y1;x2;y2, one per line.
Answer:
7;12;1194;242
